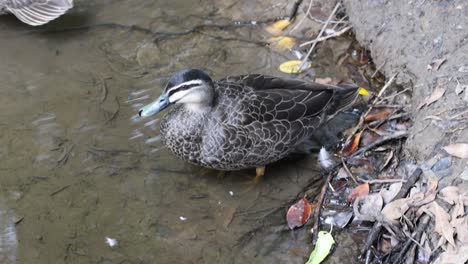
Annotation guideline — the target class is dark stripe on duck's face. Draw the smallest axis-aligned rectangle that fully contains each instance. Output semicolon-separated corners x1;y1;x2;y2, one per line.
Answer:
167;83;200;98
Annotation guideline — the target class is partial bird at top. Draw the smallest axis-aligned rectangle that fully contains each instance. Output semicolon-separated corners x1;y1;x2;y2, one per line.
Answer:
0;0;73;26
139;69;360;180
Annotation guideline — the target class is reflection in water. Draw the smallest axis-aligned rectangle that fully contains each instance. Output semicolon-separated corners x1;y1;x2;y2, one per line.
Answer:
0;199;17;264
0;0;360;263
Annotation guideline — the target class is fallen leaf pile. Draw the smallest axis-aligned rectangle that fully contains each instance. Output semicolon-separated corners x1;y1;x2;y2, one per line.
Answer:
350;168;468;263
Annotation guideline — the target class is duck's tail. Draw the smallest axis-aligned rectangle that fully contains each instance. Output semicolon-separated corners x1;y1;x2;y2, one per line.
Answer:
325;83;360;121
6;0;73;26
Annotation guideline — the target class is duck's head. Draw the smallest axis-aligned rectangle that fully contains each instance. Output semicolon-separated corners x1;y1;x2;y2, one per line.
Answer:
138;69;214;117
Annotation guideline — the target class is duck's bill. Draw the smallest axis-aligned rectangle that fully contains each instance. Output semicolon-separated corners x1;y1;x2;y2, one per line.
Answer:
138;95;170;117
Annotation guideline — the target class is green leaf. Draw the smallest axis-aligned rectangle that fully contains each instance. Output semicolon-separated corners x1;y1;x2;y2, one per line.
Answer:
305;231;335;264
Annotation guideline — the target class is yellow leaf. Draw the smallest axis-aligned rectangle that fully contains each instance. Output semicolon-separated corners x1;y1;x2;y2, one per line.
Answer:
358;87;370;96
306;231;335;264
267;36;297;51
265;19;291;36
279;60;311;74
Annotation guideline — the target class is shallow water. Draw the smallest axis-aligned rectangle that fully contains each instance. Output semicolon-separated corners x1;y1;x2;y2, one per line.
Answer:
0;1;361;263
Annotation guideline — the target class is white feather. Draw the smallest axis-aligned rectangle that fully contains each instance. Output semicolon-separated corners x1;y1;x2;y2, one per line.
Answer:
318;147;334;170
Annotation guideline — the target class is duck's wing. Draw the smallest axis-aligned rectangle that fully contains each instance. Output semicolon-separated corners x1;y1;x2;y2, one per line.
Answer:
4;0;73;26
222;74;359;122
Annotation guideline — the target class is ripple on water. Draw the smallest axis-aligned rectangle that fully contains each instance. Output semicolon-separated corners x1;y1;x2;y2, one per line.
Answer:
0;199;17;264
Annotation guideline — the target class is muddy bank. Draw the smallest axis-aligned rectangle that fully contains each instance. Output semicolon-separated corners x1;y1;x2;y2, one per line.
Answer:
344;0;467;182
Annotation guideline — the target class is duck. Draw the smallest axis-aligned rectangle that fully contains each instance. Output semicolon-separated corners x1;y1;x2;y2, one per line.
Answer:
139;69;359;179
0;0;73;26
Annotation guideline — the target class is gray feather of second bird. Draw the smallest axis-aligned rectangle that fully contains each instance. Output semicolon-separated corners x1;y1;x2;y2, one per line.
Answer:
0;0;73;26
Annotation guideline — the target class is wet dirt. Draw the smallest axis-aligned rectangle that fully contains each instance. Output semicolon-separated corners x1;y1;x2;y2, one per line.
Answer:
0;0;367;263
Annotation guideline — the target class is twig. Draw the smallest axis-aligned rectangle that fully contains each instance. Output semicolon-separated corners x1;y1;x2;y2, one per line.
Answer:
288;0;304;22
299;25;352;46
350;131;408;158
99;77;112;103
391;214;431;264
50;184;71;196
343;73;398;148
359;168;422;259
371;60;387;78
377;73;398;98
341;157;358;184
289;0;313;33
312;170;333;243
299;2;341;70
104;97;121;125
378;87;411;102
358;178;407;184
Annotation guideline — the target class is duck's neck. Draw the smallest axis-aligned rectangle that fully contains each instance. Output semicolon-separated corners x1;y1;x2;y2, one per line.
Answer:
184;103;212;113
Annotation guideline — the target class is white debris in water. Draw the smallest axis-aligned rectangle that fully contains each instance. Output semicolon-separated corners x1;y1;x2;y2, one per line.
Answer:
130;89;151;96
318;147;334;170
32;113;56;126
0;201;18;263
144;119;158;127
129;130;144;140
105;237;118;247
145;136;161;144
125;94;150;103
179;216;187;221
229;191;234;196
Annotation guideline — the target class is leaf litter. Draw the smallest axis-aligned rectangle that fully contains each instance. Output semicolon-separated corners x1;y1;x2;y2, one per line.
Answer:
275;4;465;263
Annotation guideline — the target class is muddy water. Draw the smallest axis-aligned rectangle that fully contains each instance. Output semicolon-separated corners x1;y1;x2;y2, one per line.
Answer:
0;1;360;263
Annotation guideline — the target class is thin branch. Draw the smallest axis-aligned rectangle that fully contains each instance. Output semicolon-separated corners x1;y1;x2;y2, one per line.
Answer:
312;170;333;243
350;131;408;158
341;157;358;184
299;25;352;46
289;0;312;33
299;2;341;70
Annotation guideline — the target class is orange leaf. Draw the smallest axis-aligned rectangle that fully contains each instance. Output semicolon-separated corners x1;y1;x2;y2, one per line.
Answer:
287;198;312;229
342;130;363;156
347;183;370;203
364;107;394;122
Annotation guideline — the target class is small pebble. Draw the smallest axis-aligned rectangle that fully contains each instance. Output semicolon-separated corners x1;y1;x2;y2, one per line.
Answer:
229;191;234;196
179;216;187;221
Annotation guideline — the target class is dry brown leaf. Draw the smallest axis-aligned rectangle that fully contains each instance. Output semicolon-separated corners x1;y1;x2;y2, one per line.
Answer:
381;198;413;221
427;58;447;71
347;183;370;203
360;130;381;146
418;86;446;109
433;244;468;264
427;201;456;247
336;167;350;180
286;198;313;229
413;169;439;207
380;182;403;204
443;143;468;159
451;196;468;243
439;186;460;205
364;107;395;122
353;193;383;222
342;130;363;156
